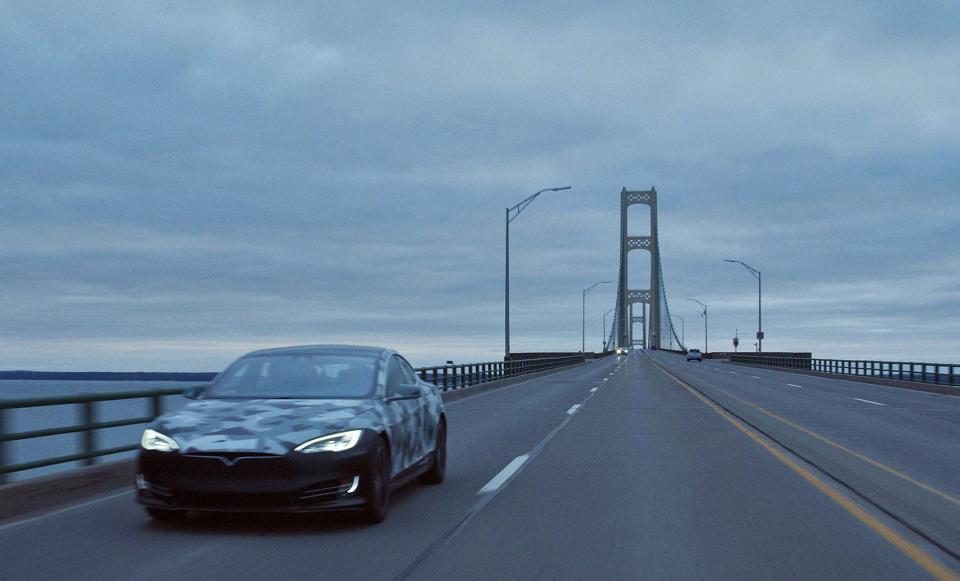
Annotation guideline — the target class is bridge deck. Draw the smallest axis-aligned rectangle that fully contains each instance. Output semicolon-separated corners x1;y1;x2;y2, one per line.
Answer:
2;353;958;580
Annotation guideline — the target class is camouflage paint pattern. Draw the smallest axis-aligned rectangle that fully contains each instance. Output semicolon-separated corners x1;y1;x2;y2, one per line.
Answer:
146;346;445;477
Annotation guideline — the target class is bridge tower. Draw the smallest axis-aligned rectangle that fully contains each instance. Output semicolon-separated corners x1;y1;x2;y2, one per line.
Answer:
617;187;661;349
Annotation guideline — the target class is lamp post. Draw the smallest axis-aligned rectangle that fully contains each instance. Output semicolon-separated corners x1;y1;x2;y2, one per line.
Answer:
603;308;615;351
505;186;571;358
687;298;708;353
582;281;611;353
672;314;685;349
724;259;763;353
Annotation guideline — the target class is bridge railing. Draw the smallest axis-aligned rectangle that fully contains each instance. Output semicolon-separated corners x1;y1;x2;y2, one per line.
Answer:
416;355;584;391
0;388;185;484
730;354;958;387
0;354;586;483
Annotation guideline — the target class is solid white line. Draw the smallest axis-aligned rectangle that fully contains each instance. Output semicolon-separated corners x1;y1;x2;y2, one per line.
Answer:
589;387;598;392
854;398;886;406
478;455;529;494
0;489;134;531
566;404;581;415
787;383;803;388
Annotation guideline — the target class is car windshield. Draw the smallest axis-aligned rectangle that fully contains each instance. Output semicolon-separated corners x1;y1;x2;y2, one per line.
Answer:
204;353;378;399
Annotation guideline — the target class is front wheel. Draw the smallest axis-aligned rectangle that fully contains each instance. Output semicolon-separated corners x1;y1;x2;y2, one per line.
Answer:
420;421;446;485
362;438;392;524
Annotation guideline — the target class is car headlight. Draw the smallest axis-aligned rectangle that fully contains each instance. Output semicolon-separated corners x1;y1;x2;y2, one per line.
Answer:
141;429;180;452
294;430;363;453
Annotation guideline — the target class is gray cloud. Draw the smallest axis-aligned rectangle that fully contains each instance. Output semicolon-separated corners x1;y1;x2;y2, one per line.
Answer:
0;1;957;369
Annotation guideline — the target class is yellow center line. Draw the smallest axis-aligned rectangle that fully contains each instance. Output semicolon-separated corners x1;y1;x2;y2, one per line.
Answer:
648;357;959;581
706;372;960;509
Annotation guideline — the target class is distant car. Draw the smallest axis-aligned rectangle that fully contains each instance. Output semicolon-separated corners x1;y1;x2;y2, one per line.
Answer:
136;345;446;523
686;349;702;362
616;347;628;356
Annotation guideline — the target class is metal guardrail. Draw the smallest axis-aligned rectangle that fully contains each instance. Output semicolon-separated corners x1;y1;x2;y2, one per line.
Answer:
0;355;585;483
0;388;185;483
730;354;958;387
416;355;584;391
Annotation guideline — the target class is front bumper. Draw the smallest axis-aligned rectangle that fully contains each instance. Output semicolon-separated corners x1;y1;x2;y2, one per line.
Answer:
136;431;378;513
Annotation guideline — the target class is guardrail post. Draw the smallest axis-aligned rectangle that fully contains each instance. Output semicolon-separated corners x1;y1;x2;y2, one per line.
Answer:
81;401;96;467
0;409;8;485
443;366;449;390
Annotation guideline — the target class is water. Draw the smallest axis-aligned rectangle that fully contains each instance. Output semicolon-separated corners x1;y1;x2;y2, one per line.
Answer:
0;380;196;483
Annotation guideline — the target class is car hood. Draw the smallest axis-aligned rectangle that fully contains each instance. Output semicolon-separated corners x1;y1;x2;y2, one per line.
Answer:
151;398;381;454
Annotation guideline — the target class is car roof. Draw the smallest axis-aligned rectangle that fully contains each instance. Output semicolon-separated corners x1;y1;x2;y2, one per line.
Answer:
242;344;390;357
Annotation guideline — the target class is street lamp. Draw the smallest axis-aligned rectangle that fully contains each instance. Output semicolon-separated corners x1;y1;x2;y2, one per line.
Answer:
603;308;615;351
687;298;708;353
724;259;763;353
505;186;571;357
671;314;685;349
582;281;611;353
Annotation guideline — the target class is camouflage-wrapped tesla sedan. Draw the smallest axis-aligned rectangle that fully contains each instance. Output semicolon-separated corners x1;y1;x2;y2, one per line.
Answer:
136;345;446;523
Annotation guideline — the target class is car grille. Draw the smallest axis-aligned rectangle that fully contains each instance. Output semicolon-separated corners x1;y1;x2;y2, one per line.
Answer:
174;490;295;509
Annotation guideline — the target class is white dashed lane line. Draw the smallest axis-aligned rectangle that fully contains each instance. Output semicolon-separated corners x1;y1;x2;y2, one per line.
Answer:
478;455;530;494
590;387;598;392
566;404;581;415
853;397;886;406
786;383;803;388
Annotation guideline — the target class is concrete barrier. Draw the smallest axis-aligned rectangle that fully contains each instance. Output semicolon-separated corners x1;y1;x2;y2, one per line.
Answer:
0;459;136;523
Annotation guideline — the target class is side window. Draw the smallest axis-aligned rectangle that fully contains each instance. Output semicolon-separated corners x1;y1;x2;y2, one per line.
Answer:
386;356;405;395
399;358;418;384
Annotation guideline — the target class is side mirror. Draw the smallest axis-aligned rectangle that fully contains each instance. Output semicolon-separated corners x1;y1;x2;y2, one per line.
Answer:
184;384;207;399
387;384;422;402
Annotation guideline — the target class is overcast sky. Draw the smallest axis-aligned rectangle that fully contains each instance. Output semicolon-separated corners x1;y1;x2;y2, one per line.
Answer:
1;1;958;370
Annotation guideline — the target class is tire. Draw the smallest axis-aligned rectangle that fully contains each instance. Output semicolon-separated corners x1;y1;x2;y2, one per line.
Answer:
362;438;392;524
420;420;446;485
145;507;185;521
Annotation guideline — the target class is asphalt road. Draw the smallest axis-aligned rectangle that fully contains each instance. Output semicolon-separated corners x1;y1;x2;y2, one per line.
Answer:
2;352;958;580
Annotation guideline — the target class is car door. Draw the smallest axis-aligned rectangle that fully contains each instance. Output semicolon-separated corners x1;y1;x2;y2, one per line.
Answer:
398;356;430;461
384;355;419;474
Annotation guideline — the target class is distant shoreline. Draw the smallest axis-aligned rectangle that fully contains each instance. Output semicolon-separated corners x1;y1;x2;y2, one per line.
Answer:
0;371;217;382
